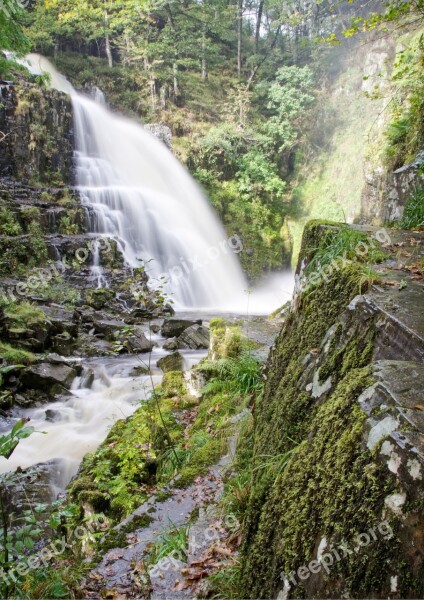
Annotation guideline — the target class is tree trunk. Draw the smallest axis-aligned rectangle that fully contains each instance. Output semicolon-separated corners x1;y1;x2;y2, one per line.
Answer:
104;10;113;68
201;35;207;81
54;37;60;60
173;63;179;97
237;0;243;76
255;0;264;53
144;56;157;112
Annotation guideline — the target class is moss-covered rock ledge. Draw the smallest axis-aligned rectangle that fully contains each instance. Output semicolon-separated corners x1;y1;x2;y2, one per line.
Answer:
239;221;424;599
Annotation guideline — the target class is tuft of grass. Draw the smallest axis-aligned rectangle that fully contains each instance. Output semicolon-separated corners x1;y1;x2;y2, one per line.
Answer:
201;350;263;398
399;186;424;229
147;523;188;566
303;223;387;288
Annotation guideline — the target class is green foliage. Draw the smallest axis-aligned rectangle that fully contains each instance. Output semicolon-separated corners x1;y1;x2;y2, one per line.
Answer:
202;351;263;398
0;2;29;58
399;185;424;228
0;419;34;459
303;222;387;285
0;209;22;236
385;33;424;168
264;66;315;152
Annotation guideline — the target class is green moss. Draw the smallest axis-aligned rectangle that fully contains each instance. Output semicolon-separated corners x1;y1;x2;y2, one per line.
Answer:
0;342;35;365
4;302;47;329
174;438;226;488
241;368;402;599
230;229;415;598
162;371;186;397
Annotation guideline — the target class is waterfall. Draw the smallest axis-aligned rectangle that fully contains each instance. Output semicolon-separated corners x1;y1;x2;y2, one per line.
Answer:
20;54;251;310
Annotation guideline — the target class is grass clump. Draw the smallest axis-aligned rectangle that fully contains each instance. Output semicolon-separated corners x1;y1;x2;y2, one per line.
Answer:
4;302;47;329
0;342;35;365
146;523;189;567
399;185;424;229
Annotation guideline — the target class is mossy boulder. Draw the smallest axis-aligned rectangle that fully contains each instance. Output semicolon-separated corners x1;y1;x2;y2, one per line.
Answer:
157;352;184;372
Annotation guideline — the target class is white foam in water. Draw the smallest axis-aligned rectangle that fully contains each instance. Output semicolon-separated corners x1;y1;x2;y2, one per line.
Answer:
0;358;162;488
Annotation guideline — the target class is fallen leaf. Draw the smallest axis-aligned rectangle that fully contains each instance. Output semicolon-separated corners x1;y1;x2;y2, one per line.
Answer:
414;405;424;411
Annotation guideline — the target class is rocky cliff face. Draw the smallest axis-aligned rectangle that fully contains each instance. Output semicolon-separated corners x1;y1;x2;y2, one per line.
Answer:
0;84;74;185
362;152;424;224
240;222;424;599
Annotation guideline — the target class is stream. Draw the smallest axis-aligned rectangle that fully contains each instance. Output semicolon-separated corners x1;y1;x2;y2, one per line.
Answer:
0;324;209;493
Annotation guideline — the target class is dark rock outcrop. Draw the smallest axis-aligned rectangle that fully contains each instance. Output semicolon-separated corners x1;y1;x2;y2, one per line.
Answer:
177;325;210;350
0;85;73;185
161;318;202;338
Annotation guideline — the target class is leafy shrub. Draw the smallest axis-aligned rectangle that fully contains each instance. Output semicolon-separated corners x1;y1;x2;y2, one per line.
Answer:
0;209;22;236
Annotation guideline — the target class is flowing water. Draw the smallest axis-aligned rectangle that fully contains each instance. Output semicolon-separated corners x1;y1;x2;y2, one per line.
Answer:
19;53;293;313
0;54;294;487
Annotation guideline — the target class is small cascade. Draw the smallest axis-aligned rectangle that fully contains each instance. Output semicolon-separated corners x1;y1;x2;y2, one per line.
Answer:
89;237;109;289
47;209;58;233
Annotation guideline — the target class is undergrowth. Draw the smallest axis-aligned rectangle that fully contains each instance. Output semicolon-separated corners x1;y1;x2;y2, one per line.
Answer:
399;185;424;229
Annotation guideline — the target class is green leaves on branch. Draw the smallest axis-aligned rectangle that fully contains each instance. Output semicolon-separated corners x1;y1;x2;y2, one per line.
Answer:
0;419;34;460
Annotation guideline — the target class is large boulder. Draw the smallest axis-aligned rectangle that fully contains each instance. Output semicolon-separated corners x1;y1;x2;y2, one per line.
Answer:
40;305;79;337
163;337;179;351
21;362;76;398
177;325;210;350
93;317;127;340
161;318;202;338
157;352;184;372
125;328;154;353
51;332;76;356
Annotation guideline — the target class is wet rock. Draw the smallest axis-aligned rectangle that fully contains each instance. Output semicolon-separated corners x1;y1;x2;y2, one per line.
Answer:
150;324;161;334
93;317;127;340
161;318;202;338
80;368;95;389
150;558;189;600
40;305;79;337
177;325;210;350
130;365;151;376
52;332;75;356
157;352;184;372
0;461;61;516
21;362;76;397
45;409;61;422
15;390;50;406
163;337;178;351
75;333;114;357
85;288;116;310
124;328;154;354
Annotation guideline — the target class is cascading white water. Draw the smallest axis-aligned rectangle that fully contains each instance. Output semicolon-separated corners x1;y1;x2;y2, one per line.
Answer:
21;54;252;310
